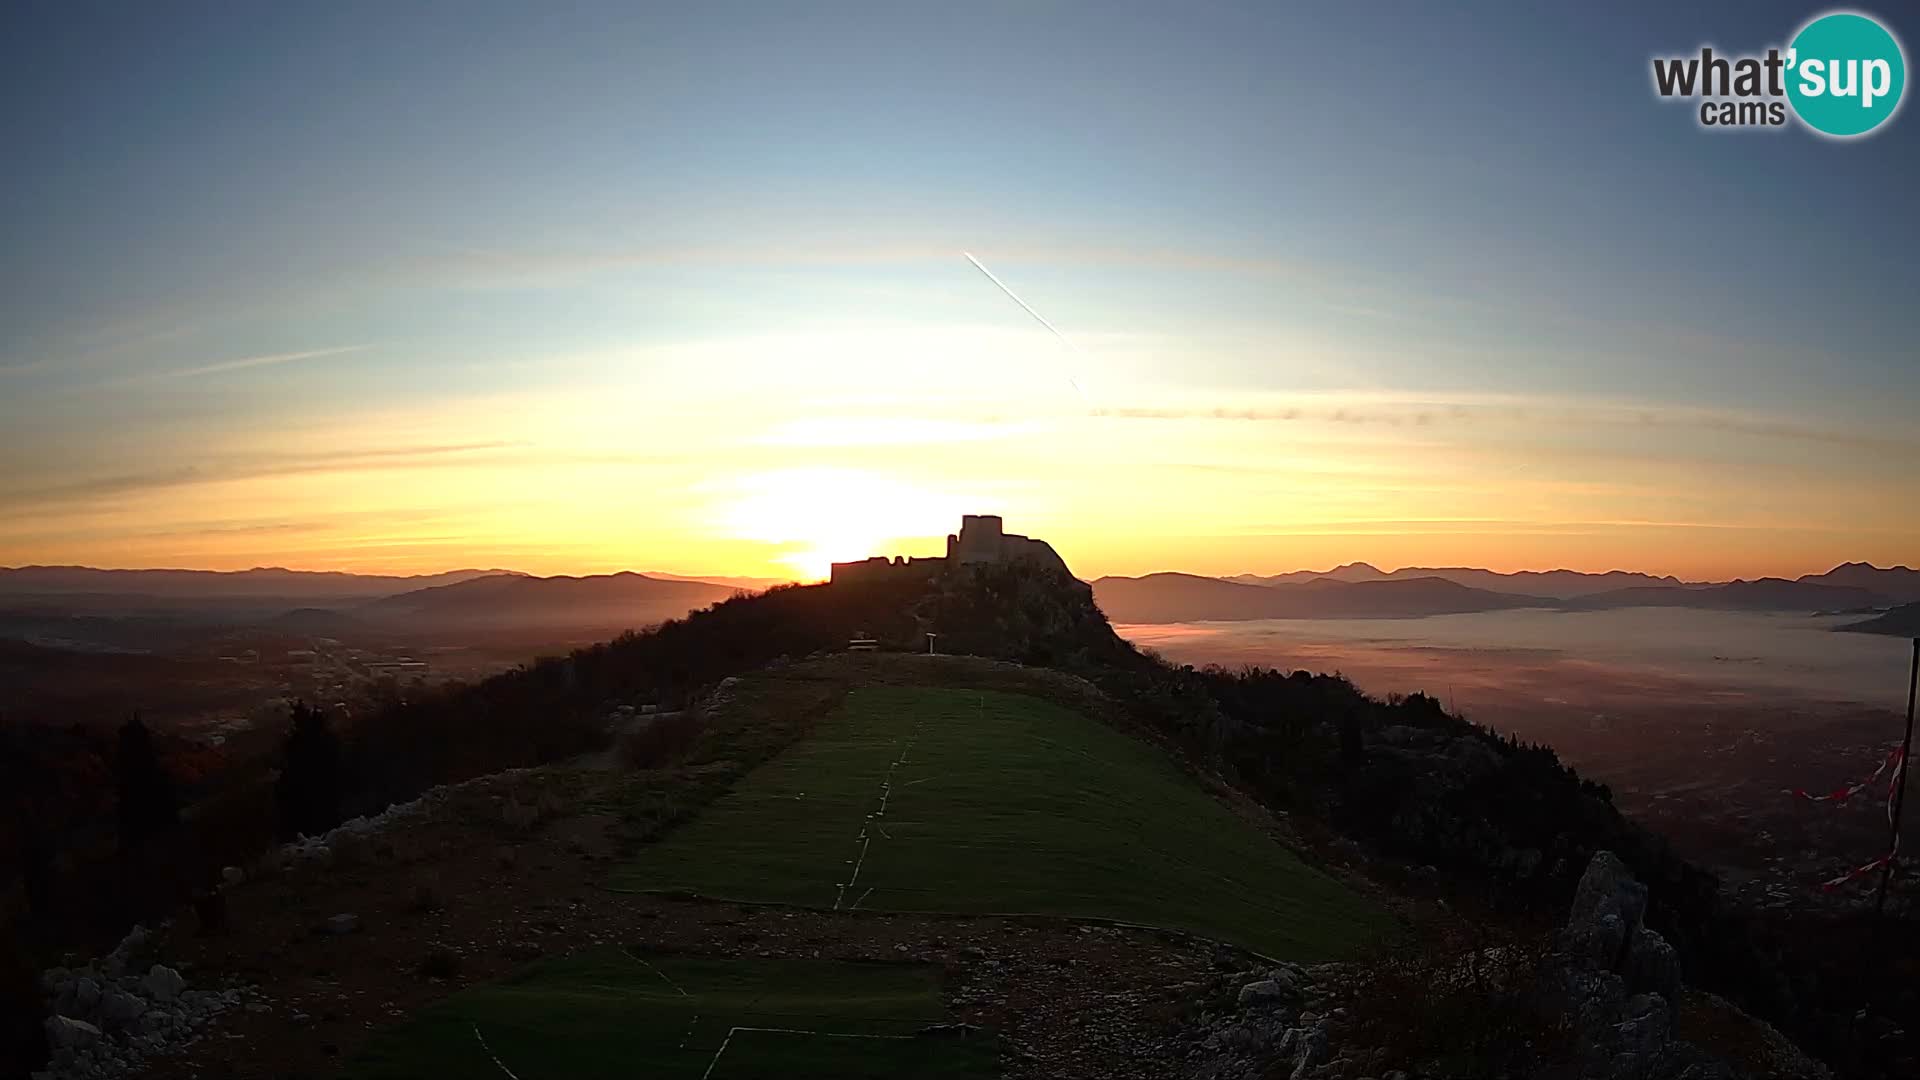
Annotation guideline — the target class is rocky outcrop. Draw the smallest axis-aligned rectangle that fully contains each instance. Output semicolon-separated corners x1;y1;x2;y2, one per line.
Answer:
1183;959;1366;1080
1541;852;1817;1080
1561;851;1680;1010
1178;853;1821;1080
137;965;185;1004
1540;851;1691;1079
35;924;264;1080
42;1017;101;1053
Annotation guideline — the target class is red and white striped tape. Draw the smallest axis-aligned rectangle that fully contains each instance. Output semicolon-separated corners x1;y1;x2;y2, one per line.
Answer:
1795;746;1909;891
1793;746;1903;805
1821;835;1899;892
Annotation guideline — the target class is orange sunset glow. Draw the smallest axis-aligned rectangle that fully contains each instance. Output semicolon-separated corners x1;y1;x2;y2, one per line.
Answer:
3;371;1912;583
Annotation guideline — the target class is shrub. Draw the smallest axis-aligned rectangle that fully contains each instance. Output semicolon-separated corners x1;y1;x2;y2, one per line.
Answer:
417;947;462;980
1343;925;1573;1076
114;713;179;854
275;702;342;840
616;711;703;770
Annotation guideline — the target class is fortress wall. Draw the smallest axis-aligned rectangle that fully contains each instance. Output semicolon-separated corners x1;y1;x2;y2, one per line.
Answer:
829;555;947;586
832;516;1072;584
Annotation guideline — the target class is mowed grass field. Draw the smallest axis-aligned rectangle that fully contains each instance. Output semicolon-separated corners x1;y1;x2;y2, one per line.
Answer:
613;686;1387;960
346;949;996;1079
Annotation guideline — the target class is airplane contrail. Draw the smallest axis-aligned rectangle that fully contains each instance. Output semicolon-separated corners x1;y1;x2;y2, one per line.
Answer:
963;251;1088;403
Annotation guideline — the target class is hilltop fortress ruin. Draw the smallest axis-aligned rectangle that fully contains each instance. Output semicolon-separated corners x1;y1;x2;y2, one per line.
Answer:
829;515;1073;586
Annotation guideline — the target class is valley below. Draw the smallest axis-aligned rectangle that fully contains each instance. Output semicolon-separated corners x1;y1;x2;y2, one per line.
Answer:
1118;608;1916;911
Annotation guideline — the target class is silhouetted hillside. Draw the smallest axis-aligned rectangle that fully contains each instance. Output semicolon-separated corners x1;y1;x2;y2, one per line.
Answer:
1842;601;1920;636
1224;561;1918;608
642;571;794;590
1095;573;1294;621
1228;561;1391;587
265;607;369;635
1231;564;1686;598
1570;578;1881;613
359;572;739;631
1092;572;1541;622
1798;562;1920;604
338;566;1102;810
0;565;515;601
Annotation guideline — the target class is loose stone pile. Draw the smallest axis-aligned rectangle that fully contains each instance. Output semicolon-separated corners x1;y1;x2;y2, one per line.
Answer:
36;924;265;1080
1184;958;1388;1080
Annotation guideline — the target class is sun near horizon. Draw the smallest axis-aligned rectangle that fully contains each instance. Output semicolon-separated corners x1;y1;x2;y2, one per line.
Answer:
3;6;1917;590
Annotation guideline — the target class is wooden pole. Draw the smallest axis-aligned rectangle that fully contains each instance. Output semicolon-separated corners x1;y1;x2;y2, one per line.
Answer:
1873;638;1920;919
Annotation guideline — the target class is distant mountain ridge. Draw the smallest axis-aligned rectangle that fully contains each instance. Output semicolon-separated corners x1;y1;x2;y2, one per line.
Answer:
1092;572;1540;623
642;571;794;591
0;565;758;634
1227;563;1689;598
1229;562;1918;602
1562;578;1884;613
1102;562;1919;623
1796;562;1920;603
0;565;520;600
7;560;1911;630
362;571;742;630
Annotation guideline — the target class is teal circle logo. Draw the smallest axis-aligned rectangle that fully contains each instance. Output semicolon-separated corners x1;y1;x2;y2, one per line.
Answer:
1786;11;1907;137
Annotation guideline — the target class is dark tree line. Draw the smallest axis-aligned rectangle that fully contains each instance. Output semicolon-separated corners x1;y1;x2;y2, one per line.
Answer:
113;714;178;855
1068;647;1897;1075
275;701;342;841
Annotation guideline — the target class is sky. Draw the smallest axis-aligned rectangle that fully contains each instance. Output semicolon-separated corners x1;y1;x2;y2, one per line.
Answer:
2;2;1916;583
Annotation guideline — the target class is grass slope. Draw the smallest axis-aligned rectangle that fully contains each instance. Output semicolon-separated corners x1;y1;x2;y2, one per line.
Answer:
614;686;1387;960
346;949;995;1079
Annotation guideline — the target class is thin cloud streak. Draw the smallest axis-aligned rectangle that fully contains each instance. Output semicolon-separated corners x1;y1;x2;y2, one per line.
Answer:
1094;397;1920;454
165;344;368;379
0;441;529;508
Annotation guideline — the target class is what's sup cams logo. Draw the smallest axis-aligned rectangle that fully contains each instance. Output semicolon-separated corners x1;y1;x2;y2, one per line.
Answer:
1651;9;1906;137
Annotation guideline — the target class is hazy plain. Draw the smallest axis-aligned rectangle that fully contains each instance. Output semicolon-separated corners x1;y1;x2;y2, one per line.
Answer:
1118;608;1916;895
1121;608;1912;711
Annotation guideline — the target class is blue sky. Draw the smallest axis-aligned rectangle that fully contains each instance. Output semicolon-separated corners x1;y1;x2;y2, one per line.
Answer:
2;2;1915;578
